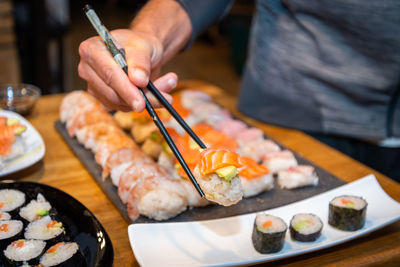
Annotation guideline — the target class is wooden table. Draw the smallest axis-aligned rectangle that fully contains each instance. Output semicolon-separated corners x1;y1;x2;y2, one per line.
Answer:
6;80;400;266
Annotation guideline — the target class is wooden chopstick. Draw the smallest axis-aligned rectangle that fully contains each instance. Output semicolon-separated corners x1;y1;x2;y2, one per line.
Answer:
84;5;205;197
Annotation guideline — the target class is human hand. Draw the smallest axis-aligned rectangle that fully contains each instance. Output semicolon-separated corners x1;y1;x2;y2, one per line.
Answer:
78;29;177;112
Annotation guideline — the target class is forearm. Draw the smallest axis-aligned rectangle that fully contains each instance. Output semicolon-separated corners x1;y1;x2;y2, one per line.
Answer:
130;0;192;64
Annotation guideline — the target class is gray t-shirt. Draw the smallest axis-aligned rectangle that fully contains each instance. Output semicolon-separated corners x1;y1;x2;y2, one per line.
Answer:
177;0;400;140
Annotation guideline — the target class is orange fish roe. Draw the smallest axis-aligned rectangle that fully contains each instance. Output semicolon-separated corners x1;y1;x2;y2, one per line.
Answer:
12;240;25;248
0;224;9;232
46;220;59;228
341;198;354;205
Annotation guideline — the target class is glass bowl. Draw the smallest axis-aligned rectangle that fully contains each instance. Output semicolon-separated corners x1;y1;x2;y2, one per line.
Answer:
0;83;41;115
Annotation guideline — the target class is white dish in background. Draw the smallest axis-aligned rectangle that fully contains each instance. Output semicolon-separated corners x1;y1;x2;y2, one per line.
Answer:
128;174;400;267
0;110;45;176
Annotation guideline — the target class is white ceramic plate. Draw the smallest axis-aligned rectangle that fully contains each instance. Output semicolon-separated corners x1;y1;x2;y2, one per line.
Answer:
0;110;45;176
128;174;400;267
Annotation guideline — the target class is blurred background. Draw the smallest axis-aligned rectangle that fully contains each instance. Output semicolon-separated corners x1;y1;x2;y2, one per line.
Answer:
0;0;254;97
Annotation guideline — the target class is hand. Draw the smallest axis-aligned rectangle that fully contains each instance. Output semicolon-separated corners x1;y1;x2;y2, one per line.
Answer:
78;29;177;112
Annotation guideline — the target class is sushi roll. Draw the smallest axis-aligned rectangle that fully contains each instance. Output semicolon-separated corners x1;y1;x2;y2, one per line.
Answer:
0;189;26;216
194;149;243;206
277;165;318;189
19;193;53;222
0;211;11;220
328;195;367;231
3;239;46;266
290;213;323;242
252;214;287;253
24;216;65;244
0;220;24;250
40;242;85;267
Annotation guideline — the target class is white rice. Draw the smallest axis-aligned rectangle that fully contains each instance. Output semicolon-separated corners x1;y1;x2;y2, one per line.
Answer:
194;167;243;206
4;239;46;262
40;242;79;267
290;213;323;235
240;174;274;198
255;214;287;233
0;189;25;212
277;165;318;189
110;161;132;187
24;216;64;240
19;193;52;222
330;196;367;210
0;220;23;240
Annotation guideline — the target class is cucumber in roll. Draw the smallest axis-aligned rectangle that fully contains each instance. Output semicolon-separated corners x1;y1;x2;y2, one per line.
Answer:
290;213;323;242
252;213;287;253
328;195;367;231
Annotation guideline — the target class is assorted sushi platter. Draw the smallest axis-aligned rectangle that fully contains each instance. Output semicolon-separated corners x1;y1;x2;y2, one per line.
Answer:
128;174;400;267
0;181;113;266
55;90;346;223
0;110;45;177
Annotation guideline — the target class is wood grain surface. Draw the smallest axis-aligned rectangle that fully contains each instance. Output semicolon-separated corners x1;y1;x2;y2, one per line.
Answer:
4;80;400;266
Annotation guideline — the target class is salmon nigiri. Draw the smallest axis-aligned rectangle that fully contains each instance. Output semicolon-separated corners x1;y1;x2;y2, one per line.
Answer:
238;156;273;198
193;148;244;206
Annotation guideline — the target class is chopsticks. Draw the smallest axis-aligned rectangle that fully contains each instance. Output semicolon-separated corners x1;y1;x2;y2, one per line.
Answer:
83;5;206;197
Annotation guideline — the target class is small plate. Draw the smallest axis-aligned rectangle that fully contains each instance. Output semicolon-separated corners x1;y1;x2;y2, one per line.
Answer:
128;175;400;267
0;181;114;266
0;110;45;176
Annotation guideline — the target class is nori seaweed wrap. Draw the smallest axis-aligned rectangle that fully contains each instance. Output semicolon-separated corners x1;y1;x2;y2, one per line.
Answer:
328;195;367;231
0;220;24;251
3;239;46;266
290;213;323;242
252;213;287;253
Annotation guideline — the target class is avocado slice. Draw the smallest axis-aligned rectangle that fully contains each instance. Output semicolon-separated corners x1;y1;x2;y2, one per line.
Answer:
215;166;238;181
188;139;200;150
36;208;49;217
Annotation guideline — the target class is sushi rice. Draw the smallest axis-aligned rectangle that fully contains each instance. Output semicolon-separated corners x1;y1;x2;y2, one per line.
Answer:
4;239;46;262
24;216;64;240
19;193;52;222
0;220;23;240
0;189;26;212
40;242;79;267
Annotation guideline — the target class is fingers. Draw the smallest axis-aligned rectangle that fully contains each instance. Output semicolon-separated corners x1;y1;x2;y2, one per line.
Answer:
144;72;177;108
79;35;146;112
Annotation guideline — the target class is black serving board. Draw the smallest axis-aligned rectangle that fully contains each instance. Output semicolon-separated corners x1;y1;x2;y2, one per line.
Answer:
0;181;114;267
55;121;345;224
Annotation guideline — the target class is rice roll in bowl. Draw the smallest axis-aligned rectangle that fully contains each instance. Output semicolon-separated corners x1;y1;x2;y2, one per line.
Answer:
252;214;287;253
290;213;323;242
0;189;25;216
4;239;46;266
40;242;84;267
329;195;367;231
24;216;65;244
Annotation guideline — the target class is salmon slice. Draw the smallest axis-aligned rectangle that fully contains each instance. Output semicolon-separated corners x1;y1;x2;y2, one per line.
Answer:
192;124;238;151
0;124;26;155
239;156;269;179
199;148;242;176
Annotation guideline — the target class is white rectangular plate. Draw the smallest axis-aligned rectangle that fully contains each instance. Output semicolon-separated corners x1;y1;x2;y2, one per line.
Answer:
128;174;400;267
0;110;45;176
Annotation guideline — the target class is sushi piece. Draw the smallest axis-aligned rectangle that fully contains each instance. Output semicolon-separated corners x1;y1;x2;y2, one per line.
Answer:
24;216;65;243
0;118;27;163
238;139;280;163
4;239;46;266
194;148;243;206
239;156;273;197
290;213;323;242
141;132;163;160
130;121;158;144
0;220;24;250
19;193;52;222
328;195;367;231
213;119;247;138
277;165;318;189
252;214;287;253
113;111;134;130
0;189;26;216
262;150;298;174
0;211;11;220
40;242;84;267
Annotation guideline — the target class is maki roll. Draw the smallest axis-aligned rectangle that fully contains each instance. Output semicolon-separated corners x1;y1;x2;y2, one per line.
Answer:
19;193;53;222
0;220;24;250
3;239;46;266
290;213;323;242
24;216;65;244
252;214;287;253
0;211;11;220
329;195;367;231
40;242;85;267
0;189;26;216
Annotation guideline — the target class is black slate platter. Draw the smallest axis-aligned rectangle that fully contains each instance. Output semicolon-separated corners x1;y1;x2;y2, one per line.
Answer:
0;181;114;267
55;120;346;224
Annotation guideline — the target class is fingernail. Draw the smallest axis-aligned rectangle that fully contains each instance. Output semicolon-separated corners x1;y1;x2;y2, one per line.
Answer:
132;100;140;111
131;69;147;84
167;78;177;89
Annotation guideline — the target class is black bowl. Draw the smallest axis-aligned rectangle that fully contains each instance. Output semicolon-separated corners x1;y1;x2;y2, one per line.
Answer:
0;181;114;267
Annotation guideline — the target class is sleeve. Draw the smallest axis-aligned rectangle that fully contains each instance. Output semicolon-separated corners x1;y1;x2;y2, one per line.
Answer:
175;0;234;48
